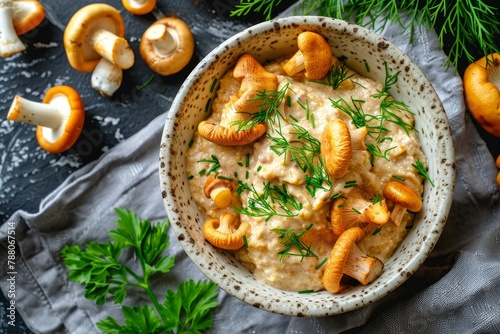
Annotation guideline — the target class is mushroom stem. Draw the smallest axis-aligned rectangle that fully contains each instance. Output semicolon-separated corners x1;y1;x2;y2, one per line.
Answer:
282;51;305;77
389;204;407;227
7;95;62;129
343;243;383;285
91;58;123;97
92;29;134;69
144;23;177;56
490;61;500;91
0;0;26;57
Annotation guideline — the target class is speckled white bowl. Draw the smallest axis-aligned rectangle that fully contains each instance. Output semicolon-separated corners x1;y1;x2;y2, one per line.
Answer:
159;16;455;316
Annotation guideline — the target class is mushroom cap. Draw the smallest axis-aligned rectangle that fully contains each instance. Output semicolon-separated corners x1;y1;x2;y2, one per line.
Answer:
63;3;126;73
322;227;383;293
122;0;156;15
203;173;237;209
383;181;422;212
463;53;500;137
35;86;85;154
298;32;333;80
12;0;45;36
139;17;194;76
331;187;389;236
198;120;266;146
321;118;352;178
202;212;250;250
232;53;278;113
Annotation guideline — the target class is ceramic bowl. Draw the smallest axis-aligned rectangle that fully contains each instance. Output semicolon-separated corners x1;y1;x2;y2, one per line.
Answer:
159;16;455;316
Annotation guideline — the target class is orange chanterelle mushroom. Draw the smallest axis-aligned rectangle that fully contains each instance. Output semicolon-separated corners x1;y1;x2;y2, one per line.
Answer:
203;173;237;209
140;17;194;76
7;86;85;154
198;54;278;146
383;181;423;226
202;212;250;251
331;187;390;237
323;227;383;293
122;0;156;15
282;31;333;80
63;3;134;96
0;0;45;57
321;118;352;179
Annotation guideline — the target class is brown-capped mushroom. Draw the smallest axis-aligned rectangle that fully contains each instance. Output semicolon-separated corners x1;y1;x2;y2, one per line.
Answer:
322;227;383;293
7;85;84;154
321;119;352;178
0;0;45;57
198;54;277;146
331;187;390;237
204;173;237;209
63;3;134;96
122;0;156;15
202;212;250;250
282;31;333;80
139;17;194;76
383;181;423;226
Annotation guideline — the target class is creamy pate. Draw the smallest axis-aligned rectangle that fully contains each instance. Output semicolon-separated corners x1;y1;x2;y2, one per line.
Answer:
186;56;426;292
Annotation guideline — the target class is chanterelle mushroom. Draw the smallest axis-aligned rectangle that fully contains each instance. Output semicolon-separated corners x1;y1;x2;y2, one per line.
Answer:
322;227;383;293
383;181;423;227
198;54;278;146
282;31;333;80
321;119;352;179
140;17;194;76
202;212;250;251
122;0;156;15
63;3;134;96
463;53;500;137
204;173;237;209
331;187;390;237
0;0;45;57
7;86;85;154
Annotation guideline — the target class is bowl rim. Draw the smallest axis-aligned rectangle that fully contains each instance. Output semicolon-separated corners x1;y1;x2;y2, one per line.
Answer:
159;15;456;316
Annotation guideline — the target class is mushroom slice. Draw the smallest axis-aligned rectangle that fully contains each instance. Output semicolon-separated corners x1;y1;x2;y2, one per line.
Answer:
383;181;423;227
463;53;500;137
140;17;195;76
7;86;85;154
232;53;278;113
0;0;44;57
282;31;333;80
204;173;237;209
122;0;156;15
331;187;390;237
63;3;134;96
202;212;250;251
321;119;352;179
323;227;383;293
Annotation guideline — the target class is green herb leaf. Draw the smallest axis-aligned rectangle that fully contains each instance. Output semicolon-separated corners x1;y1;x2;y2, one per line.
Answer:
97;305;167;334
271;224;318;261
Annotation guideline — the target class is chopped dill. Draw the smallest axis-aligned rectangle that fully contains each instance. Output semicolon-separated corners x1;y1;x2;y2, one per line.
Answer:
298;290;314;294
243;235;248;248
197;155;220;176
372;227;382;235
413;158;435;187
315;257;328;269
312;63;354;90
392;175;406;181
271;223;317;262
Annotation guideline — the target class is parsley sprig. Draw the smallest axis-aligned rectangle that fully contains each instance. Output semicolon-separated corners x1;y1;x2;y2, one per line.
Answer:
271;223;318;261
61;209;219;334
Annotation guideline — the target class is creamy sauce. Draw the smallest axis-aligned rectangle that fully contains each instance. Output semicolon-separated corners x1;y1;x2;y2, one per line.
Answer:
186;57;426;292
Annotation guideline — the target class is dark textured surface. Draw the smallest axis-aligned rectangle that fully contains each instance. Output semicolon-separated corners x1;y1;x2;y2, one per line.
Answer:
0;1;289;332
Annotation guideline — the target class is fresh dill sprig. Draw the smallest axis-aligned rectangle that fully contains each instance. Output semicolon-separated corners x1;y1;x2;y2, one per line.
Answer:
366;143;397;167
271;223;317;262
235;181;302;221
234;84;290;131
413;157;435;187
295;0;500;71
230;0;283;21
197;155;221;176
312;63;354;90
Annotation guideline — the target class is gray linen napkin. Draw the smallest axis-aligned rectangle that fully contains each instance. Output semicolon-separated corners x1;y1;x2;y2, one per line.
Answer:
2;7;500;334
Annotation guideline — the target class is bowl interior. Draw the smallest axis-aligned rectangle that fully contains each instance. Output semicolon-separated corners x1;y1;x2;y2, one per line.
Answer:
159;16;455;316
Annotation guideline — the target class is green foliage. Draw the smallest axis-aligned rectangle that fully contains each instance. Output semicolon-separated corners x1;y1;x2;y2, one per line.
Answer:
61;209;219;334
